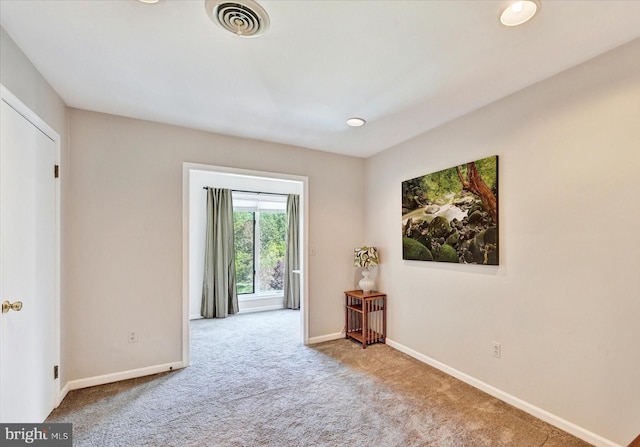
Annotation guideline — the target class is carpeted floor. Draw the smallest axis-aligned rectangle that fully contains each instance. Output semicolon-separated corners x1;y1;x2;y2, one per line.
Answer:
47;310;592;446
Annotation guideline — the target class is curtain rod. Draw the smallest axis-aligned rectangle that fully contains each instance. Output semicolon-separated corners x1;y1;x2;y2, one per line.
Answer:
202;187;287;197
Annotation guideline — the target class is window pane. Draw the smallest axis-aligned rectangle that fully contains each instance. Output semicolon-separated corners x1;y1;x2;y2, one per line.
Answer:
257;212;286;292
234;211;254;294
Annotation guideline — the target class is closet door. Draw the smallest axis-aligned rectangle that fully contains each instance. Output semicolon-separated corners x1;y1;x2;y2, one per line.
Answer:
0;98;57;422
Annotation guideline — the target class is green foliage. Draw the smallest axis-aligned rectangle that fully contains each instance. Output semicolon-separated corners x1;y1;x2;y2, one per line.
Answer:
402;177;424;200
234;212;254;294
402;237;433;261
436;244;459;263
474;156;498;190
402;156;497;205
421;167;461;202
233;211;287;294
258;212;286;291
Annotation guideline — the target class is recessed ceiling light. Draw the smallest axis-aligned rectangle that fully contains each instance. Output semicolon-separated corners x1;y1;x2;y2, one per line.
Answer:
138;0;160;4
500;1;540;27
346;117;366;127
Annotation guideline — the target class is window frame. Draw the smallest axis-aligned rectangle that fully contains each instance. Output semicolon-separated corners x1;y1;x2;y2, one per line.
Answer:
232;192;287;299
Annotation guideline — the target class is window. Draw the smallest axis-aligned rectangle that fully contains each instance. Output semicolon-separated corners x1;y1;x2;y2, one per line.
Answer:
233;192;287;296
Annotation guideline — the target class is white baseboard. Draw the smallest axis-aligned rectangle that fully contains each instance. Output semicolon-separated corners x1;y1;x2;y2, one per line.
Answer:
64;361;185;393
385;339;621;447
307;332;343;344
190;314;203;320
55;338;619;447
57;382;71;407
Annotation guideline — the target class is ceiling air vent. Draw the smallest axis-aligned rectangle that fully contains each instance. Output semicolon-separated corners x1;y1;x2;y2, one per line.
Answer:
205;0;270;38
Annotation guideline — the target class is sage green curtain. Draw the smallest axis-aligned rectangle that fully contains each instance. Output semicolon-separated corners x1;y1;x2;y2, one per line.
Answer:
283;194;300;309
201;188;238;318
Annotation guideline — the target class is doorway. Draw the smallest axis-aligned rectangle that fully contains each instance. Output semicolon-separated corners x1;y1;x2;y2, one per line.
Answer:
182;163;308;366
0;85;61;422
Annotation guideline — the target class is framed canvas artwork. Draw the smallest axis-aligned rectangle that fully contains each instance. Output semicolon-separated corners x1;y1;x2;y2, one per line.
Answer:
402;156;499;265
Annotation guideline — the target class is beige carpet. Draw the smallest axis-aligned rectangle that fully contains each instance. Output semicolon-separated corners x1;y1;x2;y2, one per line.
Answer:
47;310;592;446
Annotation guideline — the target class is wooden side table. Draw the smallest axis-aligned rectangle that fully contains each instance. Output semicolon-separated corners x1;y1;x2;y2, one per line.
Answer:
344;290;386;349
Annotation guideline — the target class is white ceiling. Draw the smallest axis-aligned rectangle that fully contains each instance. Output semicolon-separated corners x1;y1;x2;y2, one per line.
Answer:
2;1;640;158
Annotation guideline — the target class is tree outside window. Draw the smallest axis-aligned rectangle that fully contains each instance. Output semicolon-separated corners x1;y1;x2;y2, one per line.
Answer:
234;209;286;295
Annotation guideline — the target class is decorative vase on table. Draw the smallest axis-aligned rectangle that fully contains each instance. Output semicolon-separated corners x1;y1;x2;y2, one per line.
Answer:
354;246;379;293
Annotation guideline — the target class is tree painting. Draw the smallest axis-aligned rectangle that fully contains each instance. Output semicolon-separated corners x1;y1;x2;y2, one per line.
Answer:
402;156;498;265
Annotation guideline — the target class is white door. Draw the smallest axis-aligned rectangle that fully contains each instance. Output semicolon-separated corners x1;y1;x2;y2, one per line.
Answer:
0;97;57;422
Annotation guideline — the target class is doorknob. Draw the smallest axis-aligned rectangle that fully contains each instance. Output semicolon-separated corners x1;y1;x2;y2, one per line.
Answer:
2;300;23;313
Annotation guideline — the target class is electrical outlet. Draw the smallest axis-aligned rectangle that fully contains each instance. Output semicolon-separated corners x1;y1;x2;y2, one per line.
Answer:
128;331;139;343
491;341;501;358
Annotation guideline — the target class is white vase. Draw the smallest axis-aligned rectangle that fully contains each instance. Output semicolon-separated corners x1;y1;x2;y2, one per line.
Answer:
359;269;375;293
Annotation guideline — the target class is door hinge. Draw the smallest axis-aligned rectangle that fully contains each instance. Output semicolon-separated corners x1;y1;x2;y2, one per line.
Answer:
54;365;59;380
54;165;60;179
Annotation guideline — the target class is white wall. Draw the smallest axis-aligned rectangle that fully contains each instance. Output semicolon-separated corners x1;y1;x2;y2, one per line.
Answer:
0;28;66;134
364;38;640;446
66;108;364;381
0;27;69;387
188;169;304;318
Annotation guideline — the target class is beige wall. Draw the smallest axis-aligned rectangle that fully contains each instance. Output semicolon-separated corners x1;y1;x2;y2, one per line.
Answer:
66;109;364;380
5;18;638;445
364;38;640;446
1;27;69;386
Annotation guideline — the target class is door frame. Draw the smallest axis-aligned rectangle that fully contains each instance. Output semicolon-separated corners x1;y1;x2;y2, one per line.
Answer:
182;163;309;367
0;84;62;412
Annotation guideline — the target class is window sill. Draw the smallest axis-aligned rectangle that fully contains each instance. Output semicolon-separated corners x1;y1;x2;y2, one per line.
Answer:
238;292;284;302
